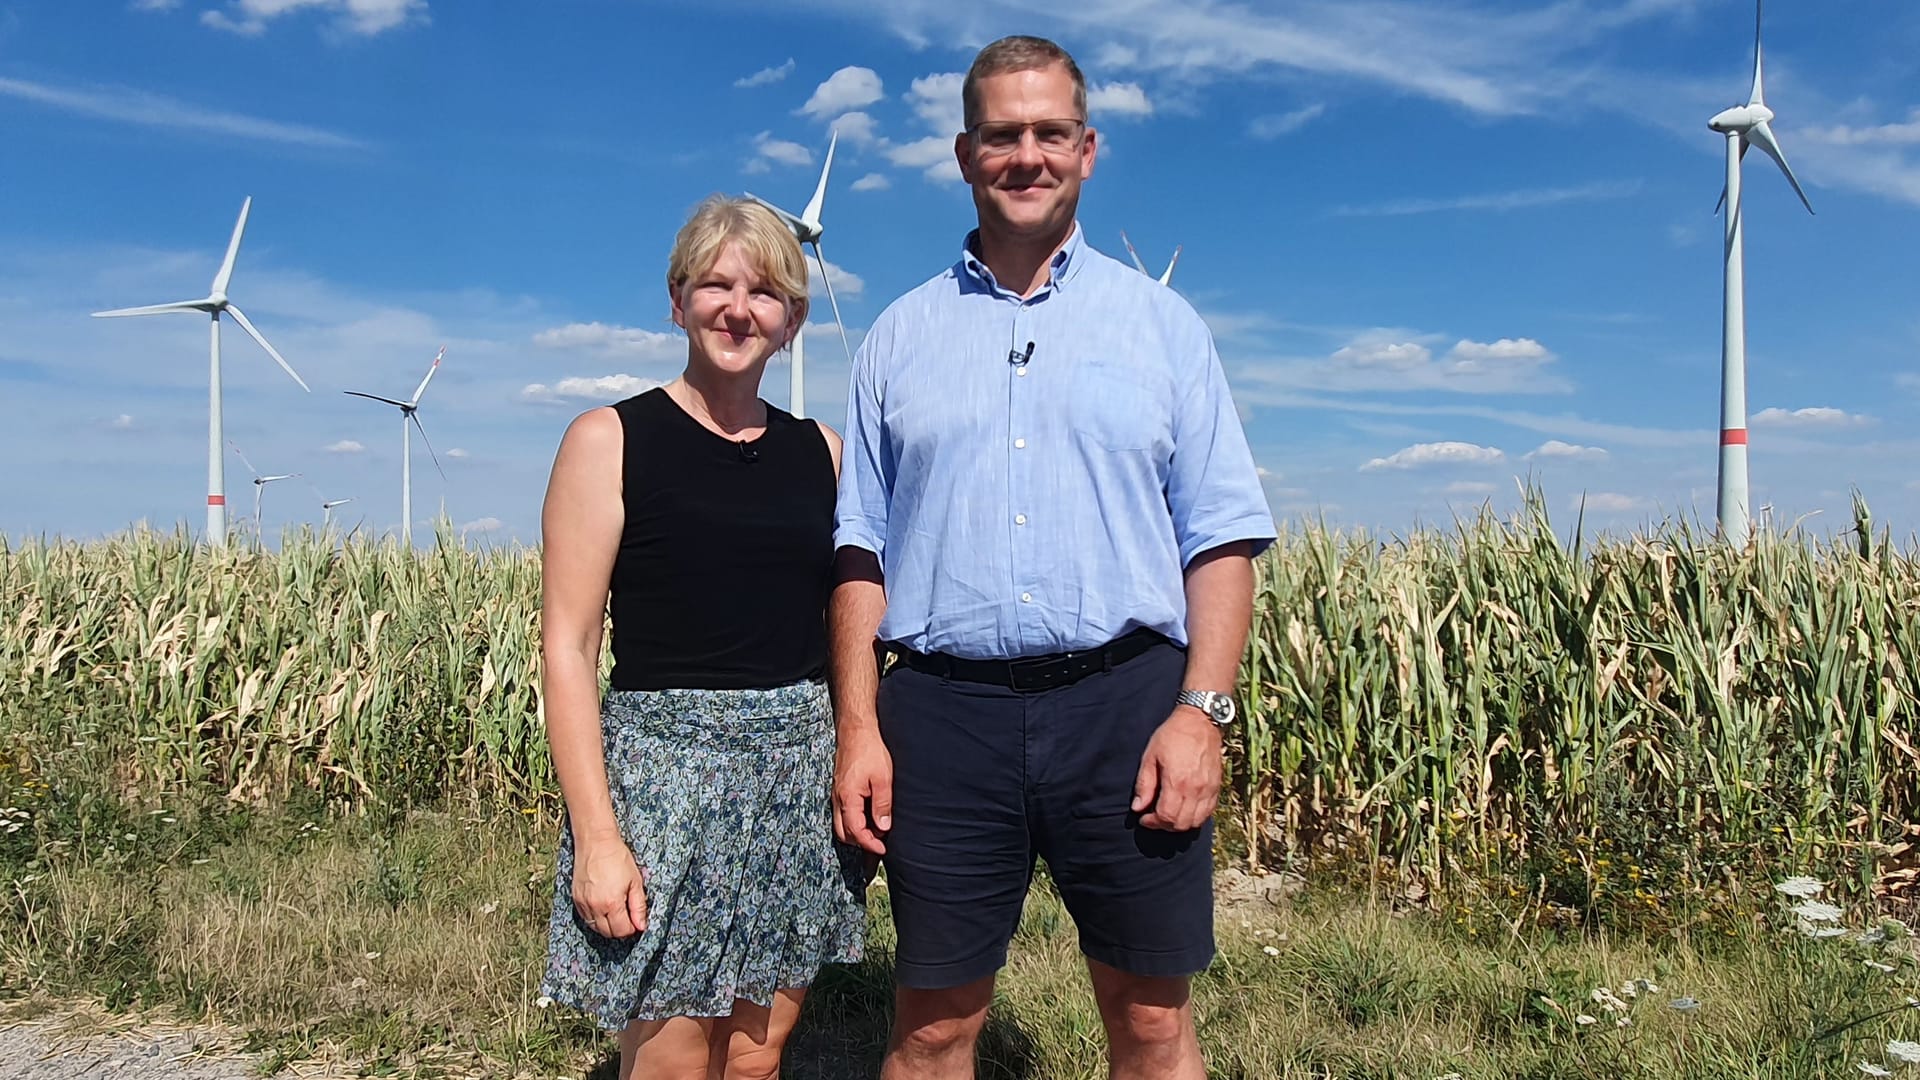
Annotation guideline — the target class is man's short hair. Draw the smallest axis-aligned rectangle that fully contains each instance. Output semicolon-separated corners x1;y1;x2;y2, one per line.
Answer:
962;35;1086;130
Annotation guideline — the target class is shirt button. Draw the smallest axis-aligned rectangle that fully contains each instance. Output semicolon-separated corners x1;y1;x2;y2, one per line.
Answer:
1015;514;1027;525
1020;592;1032;603
1016;367;1028;378
1014;438;1026;449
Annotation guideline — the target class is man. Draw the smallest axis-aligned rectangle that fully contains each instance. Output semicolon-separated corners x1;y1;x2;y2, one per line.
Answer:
829;34;1275;1080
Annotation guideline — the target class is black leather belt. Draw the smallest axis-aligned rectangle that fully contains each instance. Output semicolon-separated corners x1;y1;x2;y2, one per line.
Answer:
889;628;1167;693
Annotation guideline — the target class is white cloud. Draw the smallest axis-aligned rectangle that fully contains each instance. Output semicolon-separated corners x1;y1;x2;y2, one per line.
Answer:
735;59;796;89
799;66;884;120
131;0;180;10
109;414;135;429
0;75;364;149
884;134;962;182
200;0;426;37
1332;341;1432;370
1801;108;1920;148
828;110;880;146
533;322;683;361
445;447;470;459
1448;338;1549;365
811;258;864;298
1086;81;1153;118
753;130;814;168
1361;441;1504;471
850;172;891;192
1092;43;1139;69
1526;439;1608;461
906;72;966;136
1578;492;1652;513
325;439;365;453
1444;480;1498;496
520;375;666;405
459;516;503;534
1750;407;1874;430
1249;103;1325;140
1332;181;1642;217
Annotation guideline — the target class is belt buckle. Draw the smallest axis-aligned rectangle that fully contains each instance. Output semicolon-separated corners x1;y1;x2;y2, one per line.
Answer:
1006;653;1066;692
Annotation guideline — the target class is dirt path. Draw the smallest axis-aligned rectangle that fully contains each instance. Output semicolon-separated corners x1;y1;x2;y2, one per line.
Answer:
0;1020;260;1080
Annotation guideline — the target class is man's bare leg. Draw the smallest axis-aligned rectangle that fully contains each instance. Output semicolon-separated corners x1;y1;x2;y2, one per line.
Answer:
880;976;996;1080
1087;960;1204;1080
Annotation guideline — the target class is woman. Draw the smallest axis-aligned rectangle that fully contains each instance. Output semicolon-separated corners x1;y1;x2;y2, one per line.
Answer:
538;195;865;1079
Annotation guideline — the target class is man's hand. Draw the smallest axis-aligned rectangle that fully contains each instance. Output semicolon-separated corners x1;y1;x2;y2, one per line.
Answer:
1130;707;1223;832
834;726;894;855
572;835;649;938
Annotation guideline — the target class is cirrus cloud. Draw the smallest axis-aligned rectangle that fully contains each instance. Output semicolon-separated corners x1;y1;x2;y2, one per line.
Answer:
520;374;665;405
1525;439;1608;461
1750;406;1874;429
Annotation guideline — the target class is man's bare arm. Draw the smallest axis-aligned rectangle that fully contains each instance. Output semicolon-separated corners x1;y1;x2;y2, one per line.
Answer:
829;546;892;854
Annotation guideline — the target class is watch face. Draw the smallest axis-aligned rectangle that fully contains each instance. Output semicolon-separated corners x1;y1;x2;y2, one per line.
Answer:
1210;696;1235;723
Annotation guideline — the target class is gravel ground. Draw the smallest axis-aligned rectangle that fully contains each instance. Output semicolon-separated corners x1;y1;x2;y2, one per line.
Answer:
0;1021;262;1080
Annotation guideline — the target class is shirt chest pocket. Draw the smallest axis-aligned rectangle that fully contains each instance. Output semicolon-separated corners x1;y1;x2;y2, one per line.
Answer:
1071;363;1169;453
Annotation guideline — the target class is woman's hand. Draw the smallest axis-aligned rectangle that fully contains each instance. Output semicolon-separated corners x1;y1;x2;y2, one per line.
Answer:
572;834;649;938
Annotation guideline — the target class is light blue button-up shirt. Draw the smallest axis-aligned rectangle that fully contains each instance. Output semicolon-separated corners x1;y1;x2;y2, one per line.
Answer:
834;223;1276;661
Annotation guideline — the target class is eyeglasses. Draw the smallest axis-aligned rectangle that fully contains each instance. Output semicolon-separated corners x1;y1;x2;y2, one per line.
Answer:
966;118;1086;157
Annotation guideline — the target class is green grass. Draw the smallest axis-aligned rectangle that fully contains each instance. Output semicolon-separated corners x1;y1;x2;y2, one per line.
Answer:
4;801;1919;1079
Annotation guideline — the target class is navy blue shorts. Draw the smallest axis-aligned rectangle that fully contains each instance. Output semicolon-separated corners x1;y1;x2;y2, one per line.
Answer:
876;640;1215;989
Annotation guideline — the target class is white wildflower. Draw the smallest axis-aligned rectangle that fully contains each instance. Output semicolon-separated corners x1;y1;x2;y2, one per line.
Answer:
1865;960;1895;973
1575;1014;1597;1026
1791;900;1844;923
1860;1063;1892;1077
1775;876;1825;899
1670;997;1702;1013
1432;1074;1464;1080
349;977;368;989
1888;1041;1920;1065
480;901;499;915
1801;924;1849;939
1859;927;1891;946
534;994;554;1009
364;951;381;960
1262;945;1280;957
1615;1015;1632;1028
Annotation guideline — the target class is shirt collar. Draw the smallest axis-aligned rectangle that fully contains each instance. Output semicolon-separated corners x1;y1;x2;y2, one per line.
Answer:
959;221;1086;297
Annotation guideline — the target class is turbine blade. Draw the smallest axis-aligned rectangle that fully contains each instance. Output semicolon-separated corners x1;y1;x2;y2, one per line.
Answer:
91;300;212;318
344;391;412;408
1746;120;1815;214
409;345;445;405
211;196;252;296
261;473;299;483
227;439;260;478
225;304;311;391
1749;0;1765;107
801;131;838;226
411;413;446;480
810;239;857;366
1120;231;1150;275
744;193;806;233
1160;246;1183;287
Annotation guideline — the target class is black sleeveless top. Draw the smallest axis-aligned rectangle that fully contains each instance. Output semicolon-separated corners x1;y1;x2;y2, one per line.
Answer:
607;388;835;690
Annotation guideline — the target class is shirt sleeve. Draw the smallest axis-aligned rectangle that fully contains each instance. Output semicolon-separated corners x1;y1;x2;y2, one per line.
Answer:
833;316;892;559
1165;314;1277;565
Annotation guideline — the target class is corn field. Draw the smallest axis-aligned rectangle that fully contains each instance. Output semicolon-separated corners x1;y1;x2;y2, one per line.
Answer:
3;506;1917;891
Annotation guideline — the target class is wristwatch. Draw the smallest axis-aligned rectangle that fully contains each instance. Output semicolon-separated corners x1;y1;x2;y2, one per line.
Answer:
1174;689;1237;726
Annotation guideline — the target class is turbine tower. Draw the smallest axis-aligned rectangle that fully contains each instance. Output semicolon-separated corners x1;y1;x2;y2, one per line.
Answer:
746;132;855;419
228;440;299;538
345;347;446;547
1709;0;1814;547
92;197;309;547
1120;230;1182;285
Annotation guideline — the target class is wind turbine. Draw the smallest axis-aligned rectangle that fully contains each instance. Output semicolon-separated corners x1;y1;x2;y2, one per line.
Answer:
745;131;856;420
227;440;299;538
316;488;355;530
1120;230;1182;286
1709;0;1814;547
92;197;309;547
344;347;446;547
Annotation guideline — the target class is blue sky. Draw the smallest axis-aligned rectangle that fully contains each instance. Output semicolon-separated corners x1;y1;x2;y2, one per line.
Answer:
3;0;1917;545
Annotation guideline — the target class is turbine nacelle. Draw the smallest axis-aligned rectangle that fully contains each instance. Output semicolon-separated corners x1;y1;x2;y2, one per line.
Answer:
1709;103;1773;134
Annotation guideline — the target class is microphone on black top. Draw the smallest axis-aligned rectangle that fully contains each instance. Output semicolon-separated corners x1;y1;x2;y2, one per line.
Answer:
1009;340;1035;367
737;440;759;463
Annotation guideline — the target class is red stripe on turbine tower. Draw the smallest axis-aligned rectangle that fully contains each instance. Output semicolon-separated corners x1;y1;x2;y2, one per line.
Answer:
1721;429;1749;446
208;495;226;506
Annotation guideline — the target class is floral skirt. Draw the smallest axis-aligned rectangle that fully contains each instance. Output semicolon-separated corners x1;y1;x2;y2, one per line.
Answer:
539;681;867;1030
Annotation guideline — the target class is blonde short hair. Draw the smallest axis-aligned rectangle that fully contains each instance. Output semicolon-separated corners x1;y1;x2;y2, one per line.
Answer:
963;35;1086;130
666;195;810;310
